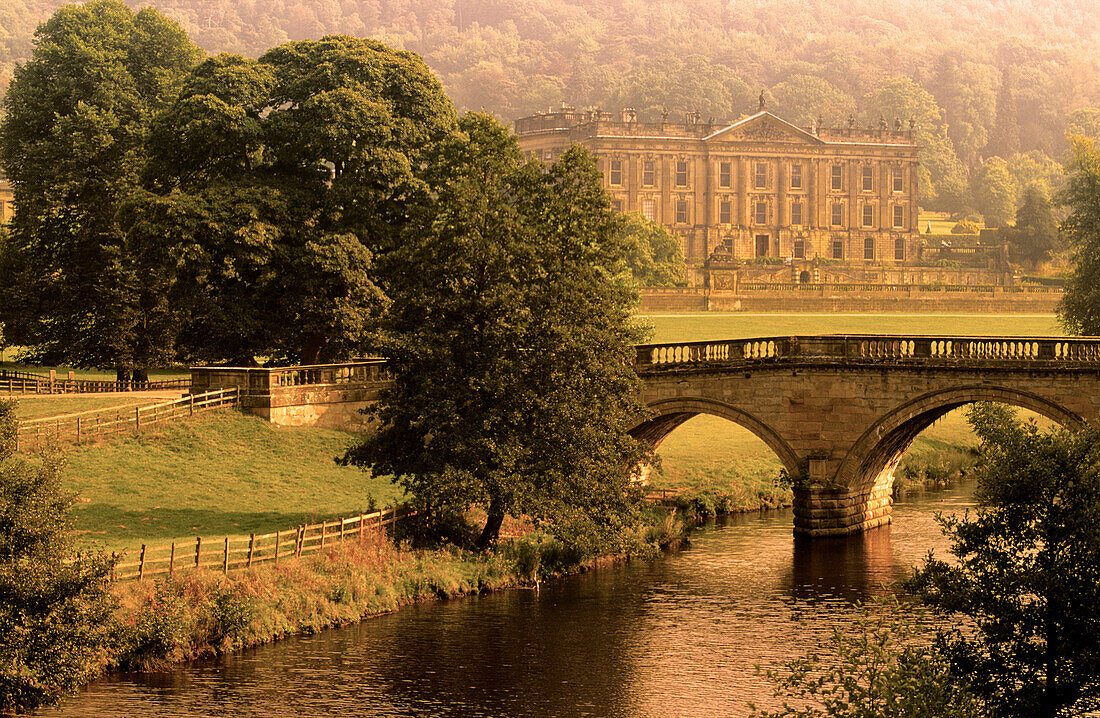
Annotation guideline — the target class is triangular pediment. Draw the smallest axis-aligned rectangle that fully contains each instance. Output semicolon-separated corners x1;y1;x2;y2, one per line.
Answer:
706;111;824;145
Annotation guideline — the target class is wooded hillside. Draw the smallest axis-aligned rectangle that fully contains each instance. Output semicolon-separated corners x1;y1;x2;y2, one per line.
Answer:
2;0;1098;212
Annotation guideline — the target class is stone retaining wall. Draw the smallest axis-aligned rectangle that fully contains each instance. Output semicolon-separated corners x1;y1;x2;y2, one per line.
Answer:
640;288;1061;313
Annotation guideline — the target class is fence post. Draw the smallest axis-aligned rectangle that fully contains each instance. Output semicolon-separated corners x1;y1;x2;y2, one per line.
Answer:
138;544;146;580
275;530;280;565
135;407;141;432
195;536;202;568
169;542;175;578
359;513;365;540
320;521;326;549
190;393;194;416
296;526;304;557
223;537;229;574
247;534;255;567
76;416;81;444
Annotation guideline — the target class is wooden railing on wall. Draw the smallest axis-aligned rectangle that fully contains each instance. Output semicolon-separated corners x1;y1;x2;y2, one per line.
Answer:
111;505;415;582
15;387;240;453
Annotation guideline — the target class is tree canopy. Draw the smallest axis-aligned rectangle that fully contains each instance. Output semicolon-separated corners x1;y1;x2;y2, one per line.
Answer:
617;211;685;288
909;403;1100;717
343;113;648;548
129;36;457;364
0;0;202;377
1058;136;1100;336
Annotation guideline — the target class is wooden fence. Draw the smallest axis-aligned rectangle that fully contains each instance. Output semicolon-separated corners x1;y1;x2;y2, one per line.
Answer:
112;505;415;582
15;387;240;453
0;369;189;395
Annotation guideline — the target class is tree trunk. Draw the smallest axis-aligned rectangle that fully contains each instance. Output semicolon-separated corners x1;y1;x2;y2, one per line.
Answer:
115;368;131;384
475;499;505;551
133;368;149;384
300;334;326;366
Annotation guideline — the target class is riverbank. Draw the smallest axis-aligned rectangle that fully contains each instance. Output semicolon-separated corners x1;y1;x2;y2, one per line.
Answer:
102;506;686;673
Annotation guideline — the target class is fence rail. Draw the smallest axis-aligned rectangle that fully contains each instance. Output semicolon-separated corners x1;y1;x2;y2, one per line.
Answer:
636;335;1100;370
15;387;240;453
112;505;414;582
0;370;190;395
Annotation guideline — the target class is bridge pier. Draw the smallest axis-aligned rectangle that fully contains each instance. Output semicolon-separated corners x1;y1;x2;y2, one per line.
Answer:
793;484;893;536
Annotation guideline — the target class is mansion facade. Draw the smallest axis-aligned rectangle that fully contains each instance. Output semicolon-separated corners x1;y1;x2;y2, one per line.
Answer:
514;107;921;265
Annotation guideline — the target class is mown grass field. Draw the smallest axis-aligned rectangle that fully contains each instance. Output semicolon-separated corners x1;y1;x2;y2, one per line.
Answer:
43;411;402;551
636;313;1064;344
11;392;185;420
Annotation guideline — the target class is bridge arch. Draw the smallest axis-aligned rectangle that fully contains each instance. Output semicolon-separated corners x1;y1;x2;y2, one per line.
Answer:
631;397;801;477
835;384;1086;497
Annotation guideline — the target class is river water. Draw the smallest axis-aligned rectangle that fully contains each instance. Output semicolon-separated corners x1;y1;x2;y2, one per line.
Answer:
46;484;973;718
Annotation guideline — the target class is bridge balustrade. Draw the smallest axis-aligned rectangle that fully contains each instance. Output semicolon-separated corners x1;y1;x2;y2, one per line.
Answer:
635;335;1100;369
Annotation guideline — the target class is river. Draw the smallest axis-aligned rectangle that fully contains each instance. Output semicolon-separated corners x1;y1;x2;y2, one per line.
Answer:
45;484;973;717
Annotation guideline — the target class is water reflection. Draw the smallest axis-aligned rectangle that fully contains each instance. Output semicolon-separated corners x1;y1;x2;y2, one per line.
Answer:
787;525;901;604
44;484;973;718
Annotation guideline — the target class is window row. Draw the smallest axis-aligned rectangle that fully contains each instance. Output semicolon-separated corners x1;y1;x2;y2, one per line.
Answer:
607;159;907;193
628;197;907;229
752;235;907;261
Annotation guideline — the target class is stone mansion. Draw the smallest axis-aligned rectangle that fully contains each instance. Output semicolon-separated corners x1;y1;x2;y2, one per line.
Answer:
513;105;921;265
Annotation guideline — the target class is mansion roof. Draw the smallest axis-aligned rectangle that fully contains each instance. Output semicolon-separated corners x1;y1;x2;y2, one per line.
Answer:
513;109;918;149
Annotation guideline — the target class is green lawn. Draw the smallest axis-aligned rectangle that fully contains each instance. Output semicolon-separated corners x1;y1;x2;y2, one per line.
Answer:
11;392;184;420
0;346;188;381
636;313;1064;344
49;411;401;551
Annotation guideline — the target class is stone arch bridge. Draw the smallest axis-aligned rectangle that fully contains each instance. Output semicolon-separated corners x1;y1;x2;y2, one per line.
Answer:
191;334;1100;537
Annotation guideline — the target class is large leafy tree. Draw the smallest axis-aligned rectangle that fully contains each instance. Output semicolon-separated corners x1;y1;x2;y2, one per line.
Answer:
0;0;202;379
1007;184;1059;266
0;400;114;713
1058;136;1100;336
132;38;455;364
344;114;648;548
909;403;1100;718
970;156;1019;228
617;211;685;287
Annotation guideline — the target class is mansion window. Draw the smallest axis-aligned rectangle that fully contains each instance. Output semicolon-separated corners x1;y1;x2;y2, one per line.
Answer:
643;160;656;187
793;239;805;259
832;240;844;259
895;236;906;261
862;204;875;227
719;161;732;188
862;165;873;192
611;199;623;212
609;159;623;186
754;162;767;189
864;236;875;260
831;164;843;191
790;201;803;226
892;168;904;192
831;203;844;227
543;150;553;162
676;200;689;224
642;199;657;221
790;163;803;189
893;205;905;228
719;200;732;225
754;201;768;225
675;160;688;186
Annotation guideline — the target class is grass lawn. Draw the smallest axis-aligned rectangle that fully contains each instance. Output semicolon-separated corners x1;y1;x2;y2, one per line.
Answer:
11;392;185;420
0;345;188;381
636;313;1064;344
47;411;402;551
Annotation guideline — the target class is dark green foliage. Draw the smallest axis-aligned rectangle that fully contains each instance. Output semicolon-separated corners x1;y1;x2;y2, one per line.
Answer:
751;600;981;718
0;0;202;375
343;113;649;548
1008;184;1059;265
1058;136;1100;336
132;37;456;364
0;399;115;713
909;403;1100;717
617;211;685;287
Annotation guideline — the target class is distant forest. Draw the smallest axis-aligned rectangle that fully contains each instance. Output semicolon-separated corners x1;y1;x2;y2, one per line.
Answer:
2;0;1100;215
